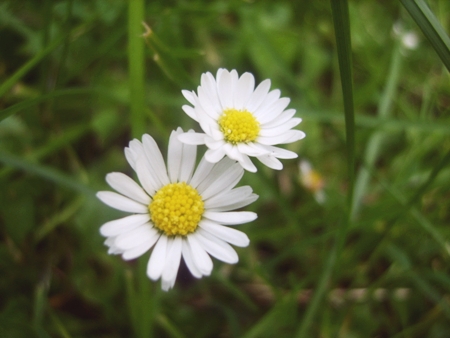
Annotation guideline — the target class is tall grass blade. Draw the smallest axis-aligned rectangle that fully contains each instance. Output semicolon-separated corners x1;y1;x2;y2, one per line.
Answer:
401;0;450;72
295;1;356;335
128;0;146;137
330;0;356;206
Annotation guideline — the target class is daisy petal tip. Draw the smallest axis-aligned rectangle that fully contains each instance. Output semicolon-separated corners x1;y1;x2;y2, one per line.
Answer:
248;212;258;221
96;191;107;201
161;279;174;292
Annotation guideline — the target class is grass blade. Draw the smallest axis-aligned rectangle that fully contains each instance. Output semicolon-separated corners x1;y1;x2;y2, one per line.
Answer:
401;0;450;72
295;2;356;335
0;35;65;99
244;295;296;338
330;0;356;207
295;237;338;337
0;88;107;122
142;23;194;88
128;0;146;137
0;151;95;196
351;42;403;219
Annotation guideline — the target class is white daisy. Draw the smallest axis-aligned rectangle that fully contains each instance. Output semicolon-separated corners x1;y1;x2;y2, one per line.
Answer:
96;128;258;291
178;68;306;172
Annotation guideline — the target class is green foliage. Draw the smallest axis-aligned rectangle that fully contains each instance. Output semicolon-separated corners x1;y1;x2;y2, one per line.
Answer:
1;0;450;337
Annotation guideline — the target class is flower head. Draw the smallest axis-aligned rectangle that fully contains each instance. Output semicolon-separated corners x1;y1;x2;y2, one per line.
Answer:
97;128;258;291
178;69;305;172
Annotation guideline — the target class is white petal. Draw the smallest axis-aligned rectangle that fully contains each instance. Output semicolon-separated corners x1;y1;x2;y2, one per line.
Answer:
264;145;298;159
205;138;225;150
182;89;197;106
252;89;281;117
161;237;182;288
200;163;243;200
189;156;215;188
105;237;123;255
203;211;258;225
196;157;236;194
201;72;221;109
198;114;217;137
195;229;238;264
237;153;257;173
223;143;241;161
181;239;202;278
209;127;224;141
256;97;291;124
104;237;116;248
100;214;150;237
205;185;253;205
178;132;206;145
125;147;137;171
257;130;306;145
223;144;257;172
216;69;233;108
234;72;255;109
199;220;250;247
237;143;269;157
245;79;271;113
161;279;171;291
205;186;258;211
124;139;143;171
97;191;147;213
167;129;183;182
122;236;157;260
106;172;150;205
198;86;222;119
262;109;297;128
259;118;302;137
205;147;226;163
147;235;168;280
108;246;123;255
142;134;170;186
115;224;158;250
256;155;283;170
135;157;159;196
182;105;198;122
187;234;213;276
178;131;197;182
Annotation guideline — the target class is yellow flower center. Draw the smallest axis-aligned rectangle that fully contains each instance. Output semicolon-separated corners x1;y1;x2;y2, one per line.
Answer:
218;108;260;145
149;182;204;236
301;170;325;192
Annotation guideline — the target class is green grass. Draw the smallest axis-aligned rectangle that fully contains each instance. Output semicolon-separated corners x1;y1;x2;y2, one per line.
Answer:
1;0;450;337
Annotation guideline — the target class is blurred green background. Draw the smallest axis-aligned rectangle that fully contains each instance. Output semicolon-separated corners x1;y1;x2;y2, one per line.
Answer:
1;0;450;337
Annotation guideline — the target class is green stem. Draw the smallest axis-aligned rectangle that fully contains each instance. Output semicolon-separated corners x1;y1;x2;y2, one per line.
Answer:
128;0;146;138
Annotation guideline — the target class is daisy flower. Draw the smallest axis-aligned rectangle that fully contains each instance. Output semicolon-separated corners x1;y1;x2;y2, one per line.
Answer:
178;68;306;172
299;159;326;204
96;128;258;291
